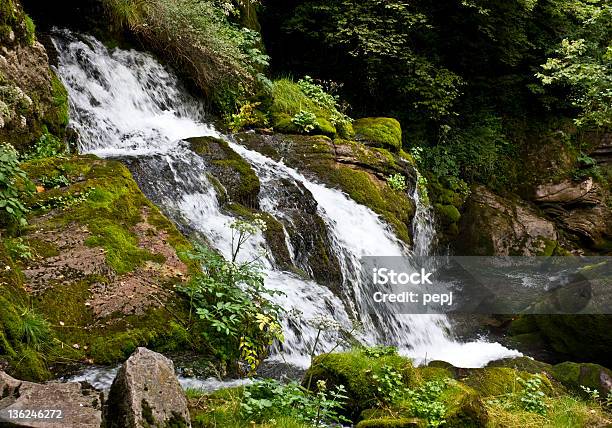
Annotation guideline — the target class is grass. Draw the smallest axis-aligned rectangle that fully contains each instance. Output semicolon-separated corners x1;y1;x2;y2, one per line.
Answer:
189;387;312;428
100;0;266;110
484;395;611;427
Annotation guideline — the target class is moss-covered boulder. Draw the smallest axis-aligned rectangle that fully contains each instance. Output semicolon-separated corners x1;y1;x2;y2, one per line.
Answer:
269;79;343;138
353;117;403;152
0;0;68;151
188;136;260;208
486;356;552;374
356;418;422;428
507;315;612;368
303;350;420;420
0;155;199;380
550;361;612;395
235;132;417;244
461;367;555;397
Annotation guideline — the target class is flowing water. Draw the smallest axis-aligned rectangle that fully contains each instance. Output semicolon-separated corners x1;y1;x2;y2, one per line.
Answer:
53;30;520;378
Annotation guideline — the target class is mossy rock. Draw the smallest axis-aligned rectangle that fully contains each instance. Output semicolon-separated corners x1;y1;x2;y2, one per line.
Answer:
353;117;402;152
550;361;612;395
356;418;423;428
0;156;203;377
486;357;552;374
269;79;341;138
531;315;612;367
461;367;555;397
434;203;460;225
303;350;420;420
416;366;454;382
235;132;417;245
188;136;260;208
438;381;487;427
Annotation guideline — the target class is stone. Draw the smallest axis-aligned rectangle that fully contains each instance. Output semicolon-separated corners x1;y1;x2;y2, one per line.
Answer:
455;185;558;255
0;370;102;428
104;347;191;428
550;361;612;395
534;178;594;203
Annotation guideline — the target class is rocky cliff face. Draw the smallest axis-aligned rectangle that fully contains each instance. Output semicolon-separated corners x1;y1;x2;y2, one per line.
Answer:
0;0;68;151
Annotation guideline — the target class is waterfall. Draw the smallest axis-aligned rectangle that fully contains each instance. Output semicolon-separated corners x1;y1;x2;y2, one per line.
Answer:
53;30;520;369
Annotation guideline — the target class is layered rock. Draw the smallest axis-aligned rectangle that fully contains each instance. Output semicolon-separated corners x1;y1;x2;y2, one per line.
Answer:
1;156;195;381
0;0;68;151
0;370;102;427
455;185;558;255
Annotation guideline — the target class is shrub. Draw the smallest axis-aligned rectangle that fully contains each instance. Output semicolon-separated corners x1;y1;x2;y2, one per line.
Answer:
178;217;284;374
291;110;318;133
241;378;349;426
0;143;34;233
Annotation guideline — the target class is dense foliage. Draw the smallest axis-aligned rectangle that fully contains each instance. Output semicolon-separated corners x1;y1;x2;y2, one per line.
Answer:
262;0;611;187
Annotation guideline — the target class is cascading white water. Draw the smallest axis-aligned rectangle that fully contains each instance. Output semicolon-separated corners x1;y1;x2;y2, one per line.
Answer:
53;31;520;369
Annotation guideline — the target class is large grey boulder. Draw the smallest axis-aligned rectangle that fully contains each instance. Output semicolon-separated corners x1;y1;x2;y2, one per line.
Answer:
455;185;558;255
0;370;102;428
104;348;190;428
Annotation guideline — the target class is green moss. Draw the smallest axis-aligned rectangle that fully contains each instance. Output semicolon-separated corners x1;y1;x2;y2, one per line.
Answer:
303;350;420;419
23;14;35;45
550;362;612;395
416;366;453;382
436;381;486;427
14;156;199;368
47;72;70;130
353;118;402;152
315;166;414;243
434;203;460;224
0;0;15;26
85;222;164;274
462;367;554;397
486;357;552;374
356;418;422;428
269;79;340;137
189;136;260;206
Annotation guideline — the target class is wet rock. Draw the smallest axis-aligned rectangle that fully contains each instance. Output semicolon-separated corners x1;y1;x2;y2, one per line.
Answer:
235;132;417;244
188;136;260;209
0;370;102;427
104;347;190;428
455;185;558;255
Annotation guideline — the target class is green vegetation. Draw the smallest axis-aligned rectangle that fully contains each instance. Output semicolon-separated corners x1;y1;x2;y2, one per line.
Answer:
353;118;403;152
386;173;407;192
0;143;34;234
240;379;349;426
263;0;611;190
268;77;352;137
178;218;283;375
100;0;269;112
